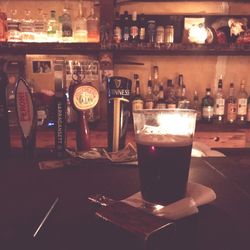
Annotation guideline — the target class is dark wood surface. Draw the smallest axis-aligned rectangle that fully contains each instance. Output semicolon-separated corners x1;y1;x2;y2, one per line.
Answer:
0;151;250;250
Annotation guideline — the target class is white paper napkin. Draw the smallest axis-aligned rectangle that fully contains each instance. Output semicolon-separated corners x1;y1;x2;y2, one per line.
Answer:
122;182;216;220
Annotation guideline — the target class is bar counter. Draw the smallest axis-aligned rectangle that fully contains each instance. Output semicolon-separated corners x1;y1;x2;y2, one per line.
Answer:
1;134;250;250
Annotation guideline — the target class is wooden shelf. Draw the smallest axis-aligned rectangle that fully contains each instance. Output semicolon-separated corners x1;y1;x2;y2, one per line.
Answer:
2;42;250;56
0;42;101;55
112;43;250;56
116;0;250;3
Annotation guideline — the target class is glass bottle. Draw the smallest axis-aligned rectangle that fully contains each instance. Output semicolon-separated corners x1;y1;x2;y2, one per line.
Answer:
0;8;7;42
74;0;87;42
139;14;146;44
226;82;237;124
247;95;250;123
7;9;21;42
178;85;189;109
130;11;139;44
122;11;130;43
201;88;214;123
87;6;99;42
144;77;154;109
237;80;248;123
192;90;201;121
214;77;225;123
132;77;144;111
34;8;47;42
47;10;59;42
20;9;35;42
176;74;184;106
165;79;176;108
155;84;166;109
61;4;73;42
152;65;160;103
113;12;122;44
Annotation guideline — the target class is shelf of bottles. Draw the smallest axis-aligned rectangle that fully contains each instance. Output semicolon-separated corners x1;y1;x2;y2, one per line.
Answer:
0;1;100;54
110;12;250;56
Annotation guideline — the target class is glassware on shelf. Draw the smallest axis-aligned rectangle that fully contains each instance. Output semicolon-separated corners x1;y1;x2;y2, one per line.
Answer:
87;4;99;42
0;8;7;42
61;2;73;42
20;9;35;42
34;8;47;42
47;10;60;42
73;0;87;42
7;9;21;42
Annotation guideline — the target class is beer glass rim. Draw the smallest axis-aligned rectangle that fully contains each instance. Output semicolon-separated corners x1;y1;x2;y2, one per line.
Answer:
133;108;196;114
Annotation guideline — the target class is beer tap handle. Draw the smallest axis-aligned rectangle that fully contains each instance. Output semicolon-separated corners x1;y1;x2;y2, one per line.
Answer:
76;111;90;151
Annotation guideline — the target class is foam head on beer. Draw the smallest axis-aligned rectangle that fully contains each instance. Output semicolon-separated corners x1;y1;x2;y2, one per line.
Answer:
133;109;197;205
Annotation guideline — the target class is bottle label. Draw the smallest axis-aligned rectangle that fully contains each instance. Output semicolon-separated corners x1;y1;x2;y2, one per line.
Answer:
123;26;130;41
214;98;225;115
227;103;237;122
0;19;5;38
202;106;213;118
145;101;154;109
156;103;166;109
130;26;138;38
237;98;247;115
114;26;122;43
139;27;145;41
167;103;176;109
132;100;143;111
247;104;250;122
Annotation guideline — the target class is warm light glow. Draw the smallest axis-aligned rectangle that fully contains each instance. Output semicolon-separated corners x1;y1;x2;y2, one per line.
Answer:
188;25;208;44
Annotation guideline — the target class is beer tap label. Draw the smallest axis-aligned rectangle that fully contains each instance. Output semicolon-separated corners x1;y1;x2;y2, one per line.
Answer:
73;84;99;111
15;78;35;139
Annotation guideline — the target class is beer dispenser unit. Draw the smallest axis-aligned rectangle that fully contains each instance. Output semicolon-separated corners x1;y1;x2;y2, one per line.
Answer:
107;76;132;152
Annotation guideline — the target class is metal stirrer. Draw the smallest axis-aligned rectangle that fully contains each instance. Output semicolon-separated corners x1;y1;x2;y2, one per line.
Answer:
33;197;59;238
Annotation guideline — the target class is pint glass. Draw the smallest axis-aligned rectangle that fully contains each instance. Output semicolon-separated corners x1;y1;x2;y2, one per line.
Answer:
133;109;197;205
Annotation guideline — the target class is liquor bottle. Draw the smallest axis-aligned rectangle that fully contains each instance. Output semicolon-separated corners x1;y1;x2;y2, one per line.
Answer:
74;0;88;42
0;9;7;42
0;61;11;158
122;11;130;43
247;95;250;123
34;8;47;42
113;12;122;44
87;6;99;42
214;77;225;123
165;79;176;108
61;5;73;42
155;84;166;109
47;10;59;42
138;14;146;44
192;90;201;121
201;88;214;123
130;11;139;43
7;9;21;42
176;74;184;105
147;20;156;44
226;82;237;124
132;77;144;111
152;66;160;103
237;80;248;123
178;85;189;109
20;9;35;42
144;77;154;109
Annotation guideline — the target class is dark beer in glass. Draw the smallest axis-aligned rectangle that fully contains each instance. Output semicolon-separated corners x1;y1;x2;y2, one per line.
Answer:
133;109;196;205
